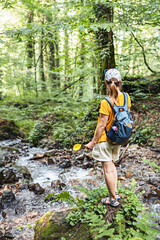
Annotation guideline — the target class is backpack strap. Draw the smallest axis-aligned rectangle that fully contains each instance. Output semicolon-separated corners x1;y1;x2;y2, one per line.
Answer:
104;92;129;113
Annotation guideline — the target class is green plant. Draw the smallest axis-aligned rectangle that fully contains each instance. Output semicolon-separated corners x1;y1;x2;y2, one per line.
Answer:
142;158;160;172
44;184;159;240
130;126;152;145
29;120;52;146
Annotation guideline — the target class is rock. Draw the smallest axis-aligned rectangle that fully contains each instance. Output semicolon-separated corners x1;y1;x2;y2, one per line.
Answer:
34;210;91;240
51;180;66;190
11;165;32;182
129;144;139;151
125;171;132;178
1;189;16;208
148;177;160;187
29;183;45;195
156;154;160;160
0;119;23;140
0;168;4;185
4;231;14;239
75;154;85;161
0;229;5;240
2;168;16;183
1;164;32;184
18;183;29;190
156;188;160;198
59;159;71;169
0;151;4;167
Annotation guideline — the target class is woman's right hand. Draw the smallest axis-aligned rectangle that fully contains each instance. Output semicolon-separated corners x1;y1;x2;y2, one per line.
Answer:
85;141;95;150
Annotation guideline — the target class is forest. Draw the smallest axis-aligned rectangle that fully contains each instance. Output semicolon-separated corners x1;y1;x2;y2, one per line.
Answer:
0;0;160;239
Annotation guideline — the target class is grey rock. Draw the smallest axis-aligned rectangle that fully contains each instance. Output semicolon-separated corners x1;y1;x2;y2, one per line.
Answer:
59;159;71;168
1;189;16;208
148;177;160;187
29;183;45;195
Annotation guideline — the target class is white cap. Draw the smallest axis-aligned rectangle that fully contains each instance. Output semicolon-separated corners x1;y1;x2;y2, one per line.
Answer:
105;68;121;82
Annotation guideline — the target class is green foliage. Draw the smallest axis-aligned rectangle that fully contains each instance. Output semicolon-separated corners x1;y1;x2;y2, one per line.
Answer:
130;126;152;145
29;120;52;146
43;191;75;204
44;184;159;240
142;158;160;172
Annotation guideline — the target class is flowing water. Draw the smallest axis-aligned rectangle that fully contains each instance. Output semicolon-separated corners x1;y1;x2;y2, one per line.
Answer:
0;139;159;239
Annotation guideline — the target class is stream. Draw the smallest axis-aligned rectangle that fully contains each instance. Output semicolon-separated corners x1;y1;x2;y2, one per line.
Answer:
0;139;159;239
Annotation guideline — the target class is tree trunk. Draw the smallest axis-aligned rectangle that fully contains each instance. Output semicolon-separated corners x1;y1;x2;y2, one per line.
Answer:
46;13;60;87
94;3;115;94
26;10;34;90
40;20;46;90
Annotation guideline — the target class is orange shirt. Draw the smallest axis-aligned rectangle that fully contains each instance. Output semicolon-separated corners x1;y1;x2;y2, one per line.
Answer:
96;92;131;143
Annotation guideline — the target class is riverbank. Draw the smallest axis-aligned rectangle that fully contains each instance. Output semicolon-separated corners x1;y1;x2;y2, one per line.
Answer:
0;139;159;239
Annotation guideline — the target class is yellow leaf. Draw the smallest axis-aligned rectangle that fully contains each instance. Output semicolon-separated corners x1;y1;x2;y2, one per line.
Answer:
73;144;82;151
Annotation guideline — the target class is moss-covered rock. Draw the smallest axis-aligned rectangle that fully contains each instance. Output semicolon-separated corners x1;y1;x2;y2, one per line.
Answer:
34;210;92;240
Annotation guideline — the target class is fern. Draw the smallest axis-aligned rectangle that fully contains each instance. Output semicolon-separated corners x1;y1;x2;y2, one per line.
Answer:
83;211;115;239
44;191;75;204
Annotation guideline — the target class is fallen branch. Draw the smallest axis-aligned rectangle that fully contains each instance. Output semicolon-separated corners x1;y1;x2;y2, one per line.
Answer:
115;143;129;165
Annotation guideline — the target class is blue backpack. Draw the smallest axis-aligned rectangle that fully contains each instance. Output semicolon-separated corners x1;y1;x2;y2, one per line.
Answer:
104;92;133;145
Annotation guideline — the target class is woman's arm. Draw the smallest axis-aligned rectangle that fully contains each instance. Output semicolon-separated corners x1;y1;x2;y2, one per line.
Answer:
85;113;109;150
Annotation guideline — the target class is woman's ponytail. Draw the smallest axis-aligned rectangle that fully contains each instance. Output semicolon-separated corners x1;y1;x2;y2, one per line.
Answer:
108;83;119;107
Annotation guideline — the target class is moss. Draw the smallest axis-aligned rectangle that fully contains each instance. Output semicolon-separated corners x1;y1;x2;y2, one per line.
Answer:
34;211;92;240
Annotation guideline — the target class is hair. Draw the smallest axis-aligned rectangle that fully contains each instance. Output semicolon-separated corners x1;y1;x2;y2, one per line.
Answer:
106;81;121;107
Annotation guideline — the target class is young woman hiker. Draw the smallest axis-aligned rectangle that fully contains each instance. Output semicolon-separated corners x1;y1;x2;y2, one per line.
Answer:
85;68;131;207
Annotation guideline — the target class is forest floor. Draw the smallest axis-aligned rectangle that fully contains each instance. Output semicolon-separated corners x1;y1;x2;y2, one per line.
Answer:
0;92;160;239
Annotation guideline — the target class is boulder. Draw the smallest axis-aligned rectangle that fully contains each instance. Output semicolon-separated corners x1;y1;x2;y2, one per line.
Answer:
2;165;32;184
34;210;91;240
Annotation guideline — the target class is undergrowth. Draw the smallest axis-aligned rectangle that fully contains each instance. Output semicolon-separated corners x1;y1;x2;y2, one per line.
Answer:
44;181;159;240
0;91;159;148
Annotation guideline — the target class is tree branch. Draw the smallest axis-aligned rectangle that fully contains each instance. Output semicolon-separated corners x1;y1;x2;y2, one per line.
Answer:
130;31;159;74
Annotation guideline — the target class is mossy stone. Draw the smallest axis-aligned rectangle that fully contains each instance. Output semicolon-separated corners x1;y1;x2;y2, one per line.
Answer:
34;210;92;240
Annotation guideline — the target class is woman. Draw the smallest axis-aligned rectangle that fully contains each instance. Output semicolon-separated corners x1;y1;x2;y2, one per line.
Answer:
85;68;131;207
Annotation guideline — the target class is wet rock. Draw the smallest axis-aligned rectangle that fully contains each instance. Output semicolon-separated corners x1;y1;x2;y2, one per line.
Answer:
51;180;66;190
82;158;93;169
18;183;29;190
2;168;16;184
0;229;5;240
1;189;16;208
0;196;2;210
59;159;71;168
75;153;85;161
0;151;4;168
11;165;32;182
2;211;6;218
15;204;26;215
0;168;5;185
4;231;14;239
28;183;45;195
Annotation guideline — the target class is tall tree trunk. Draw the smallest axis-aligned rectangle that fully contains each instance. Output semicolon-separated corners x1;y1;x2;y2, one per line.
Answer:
94;3;115;94
46;13;60;87
40;20;46;90
79;41;85;97
26;10;34;90
64;28;69;89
